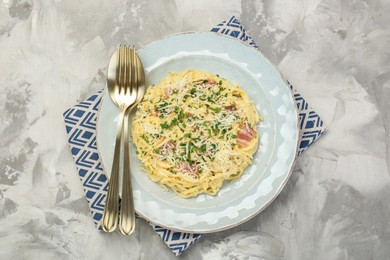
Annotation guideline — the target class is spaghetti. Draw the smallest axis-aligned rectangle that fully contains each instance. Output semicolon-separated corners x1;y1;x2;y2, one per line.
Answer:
131;69;261;198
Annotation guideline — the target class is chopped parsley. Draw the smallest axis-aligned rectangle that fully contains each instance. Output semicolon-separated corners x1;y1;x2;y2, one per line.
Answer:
178;111;185;121
171;118;179;127
199;144;207;153
207;96;216;104
160;121;169;129
189;142;196;153
141;134;149;143
209;107;221;113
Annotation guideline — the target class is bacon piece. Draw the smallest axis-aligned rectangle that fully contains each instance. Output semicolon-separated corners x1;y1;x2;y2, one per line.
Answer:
237;125;257;148
151;108;159;116
225;103;236;111
207;79;217;85
237;132;252;142
192;79;217;86
178;162;199;179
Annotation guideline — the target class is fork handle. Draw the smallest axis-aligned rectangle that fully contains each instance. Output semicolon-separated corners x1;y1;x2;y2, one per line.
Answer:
101;109;125;232
119;107;136;235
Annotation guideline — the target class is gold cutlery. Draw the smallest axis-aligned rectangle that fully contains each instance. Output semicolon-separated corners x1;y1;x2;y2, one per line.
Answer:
101;46;145;234
119;48;145;235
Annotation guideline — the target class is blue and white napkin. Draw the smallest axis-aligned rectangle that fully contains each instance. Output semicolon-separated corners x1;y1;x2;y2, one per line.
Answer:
63;16;325;256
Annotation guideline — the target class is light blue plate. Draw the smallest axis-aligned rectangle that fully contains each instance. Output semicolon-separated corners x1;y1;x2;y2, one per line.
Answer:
97;32;299;233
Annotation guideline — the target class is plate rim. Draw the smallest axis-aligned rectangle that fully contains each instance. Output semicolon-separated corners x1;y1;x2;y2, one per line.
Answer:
96;31;300;233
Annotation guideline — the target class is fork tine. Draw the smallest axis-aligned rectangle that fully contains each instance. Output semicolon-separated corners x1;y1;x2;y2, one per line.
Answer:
127;47;134;95
118;46;122;95
129;47;134;95
132;47;138;94
127;46;132;95
120;46;126;96
123;46;128;95
123;46;127;95
119;46;124;95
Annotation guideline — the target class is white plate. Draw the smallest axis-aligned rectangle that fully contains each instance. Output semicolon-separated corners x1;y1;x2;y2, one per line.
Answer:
97;32;299;233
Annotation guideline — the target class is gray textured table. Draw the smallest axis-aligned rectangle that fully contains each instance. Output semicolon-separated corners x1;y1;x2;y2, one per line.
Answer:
1;1;389;259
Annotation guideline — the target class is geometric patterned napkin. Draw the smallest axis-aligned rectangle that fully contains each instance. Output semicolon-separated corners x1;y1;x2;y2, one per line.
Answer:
63;16;325;256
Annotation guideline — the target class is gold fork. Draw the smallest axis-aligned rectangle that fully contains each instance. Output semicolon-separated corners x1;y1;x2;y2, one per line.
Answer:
119;48;145;235
102;46;137;233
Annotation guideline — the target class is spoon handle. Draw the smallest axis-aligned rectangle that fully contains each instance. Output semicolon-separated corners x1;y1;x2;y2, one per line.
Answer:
101;109;125;232
119;108;136;235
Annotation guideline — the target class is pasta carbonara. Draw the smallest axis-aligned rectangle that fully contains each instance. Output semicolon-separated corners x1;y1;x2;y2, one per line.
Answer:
131;69;261;198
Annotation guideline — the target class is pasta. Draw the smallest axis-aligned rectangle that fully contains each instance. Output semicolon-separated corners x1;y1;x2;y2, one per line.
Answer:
131;69;261;198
